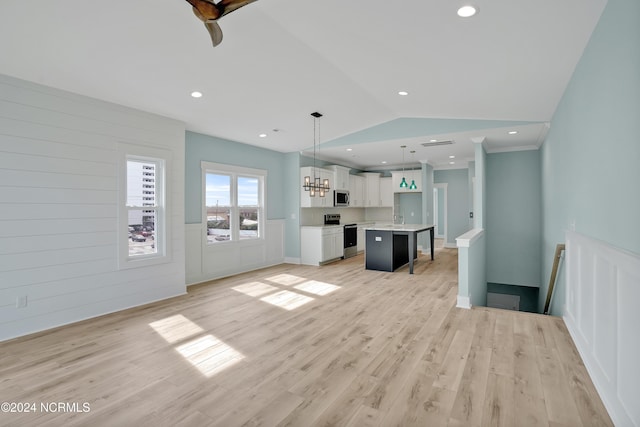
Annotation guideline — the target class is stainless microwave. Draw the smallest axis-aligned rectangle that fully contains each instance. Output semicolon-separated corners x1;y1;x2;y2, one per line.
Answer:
334;190;350;207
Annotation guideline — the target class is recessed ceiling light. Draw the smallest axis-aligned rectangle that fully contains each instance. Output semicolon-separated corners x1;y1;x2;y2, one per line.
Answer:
449;161;455;165
190;91;203;98
398;91;409;96
259;133;267;138
430;139;438;142
381;161;387;164
508;131;518;135
449;155;455;159
346;148;353;152
457;5;477;17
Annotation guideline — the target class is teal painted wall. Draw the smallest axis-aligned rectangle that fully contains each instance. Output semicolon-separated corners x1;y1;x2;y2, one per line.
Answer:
284;152;301;259
467;161;476;230
398;193;422;224
540;0;640;314
185;131;286;224
419;163;434;249
434;169;471;245
486;150;542;288
474;144;487;229
437;187;445;236
458;233;487;307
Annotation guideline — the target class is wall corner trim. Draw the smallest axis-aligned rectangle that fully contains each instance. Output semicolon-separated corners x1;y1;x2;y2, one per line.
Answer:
457;295;472;309
456;228;485;248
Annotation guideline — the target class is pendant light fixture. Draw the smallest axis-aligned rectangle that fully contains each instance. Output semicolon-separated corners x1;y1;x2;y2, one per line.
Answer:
302;112;330;197
409;150;418;190
399;145;408;188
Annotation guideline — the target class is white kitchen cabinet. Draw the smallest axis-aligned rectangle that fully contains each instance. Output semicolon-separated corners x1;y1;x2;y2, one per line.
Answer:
360;172;381;207
300;226;344;265
328;165;350;190
300;166;333;207
348;174;365;207
391;169;422;192
380;177;393;207
322;228;344;261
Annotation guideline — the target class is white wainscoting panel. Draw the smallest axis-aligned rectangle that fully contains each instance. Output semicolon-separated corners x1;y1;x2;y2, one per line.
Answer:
185;220;285;285
185;224;203;285
564;231;640;427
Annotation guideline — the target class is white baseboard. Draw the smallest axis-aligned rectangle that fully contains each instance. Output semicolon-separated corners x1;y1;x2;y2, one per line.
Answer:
457;295;472;309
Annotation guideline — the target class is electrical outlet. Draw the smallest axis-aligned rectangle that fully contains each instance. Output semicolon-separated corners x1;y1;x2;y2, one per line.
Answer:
16;295;27;308
469;212;474;218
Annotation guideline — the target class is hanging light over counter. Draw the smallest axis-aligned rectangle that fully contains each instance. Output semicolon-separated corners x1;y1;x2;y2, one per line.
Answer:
400;145;408;188
409;150;418;190
302;112;330;197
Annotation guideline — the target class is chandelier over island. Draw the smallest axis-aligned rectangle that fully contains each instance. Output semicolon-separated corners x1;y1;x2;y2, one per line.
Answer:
302;112;330;197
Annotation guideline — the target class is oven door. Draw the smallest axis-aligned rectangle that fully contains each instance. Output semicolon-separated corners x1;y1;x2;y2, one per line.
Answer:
343;224;358;258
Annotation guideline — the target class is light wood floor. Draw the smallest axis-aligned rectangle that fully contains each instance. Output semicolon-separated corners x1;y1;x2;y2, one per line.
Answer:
0;248;612;426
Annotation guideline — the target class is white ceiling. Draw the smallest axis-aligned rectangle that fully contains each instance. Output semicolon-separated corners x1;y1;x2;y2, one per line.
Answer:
0;0;606;169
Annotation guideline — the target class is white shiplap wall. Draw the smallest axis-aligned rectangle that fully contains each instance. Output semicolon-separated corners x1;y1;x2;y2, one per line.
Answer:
0;74;186;342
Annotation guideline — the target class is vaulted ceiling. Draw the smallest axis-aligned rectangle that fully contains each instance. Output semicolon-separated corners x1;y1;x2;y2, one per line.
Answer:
0;0;607;169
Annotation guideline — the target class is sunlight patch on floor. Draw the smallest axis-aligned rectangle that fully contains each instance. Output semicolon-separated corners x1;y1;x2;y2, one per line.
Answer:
175;335;244;377
149;314;244;378
294;280;341;296
260;290;315;310
232;281;279;297
149;314;204;344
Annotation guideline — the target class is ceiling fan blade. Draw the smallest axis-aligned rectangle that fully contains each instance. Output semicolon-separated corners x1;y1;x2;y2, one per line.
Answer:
204;21;223;46
192;6;207;21
218;0;258;17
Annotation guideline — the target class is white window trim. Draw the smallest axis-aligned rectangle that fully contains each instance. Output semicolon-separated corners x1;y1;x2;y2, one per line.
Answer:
118;143;172;270
201;161;267;248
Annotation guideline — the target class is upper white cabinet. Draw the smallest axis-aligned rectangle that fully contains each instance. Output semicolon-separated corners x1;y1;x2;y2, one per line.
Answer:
380;177;393;207
328;165;350;190
360;172;381;207
349;174;365;207
300;166;332;207
391;170;422;192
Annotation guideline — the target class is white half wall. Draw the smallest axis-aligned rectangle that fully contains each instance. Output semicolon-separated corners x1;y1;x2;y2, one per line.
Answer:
0;74;186;342
563;231;640;427
456;228;486;309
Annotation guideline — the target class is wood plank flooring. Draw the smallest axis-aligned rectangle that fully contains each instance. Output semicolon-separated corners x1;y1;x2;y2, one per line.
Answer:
0;248;612;426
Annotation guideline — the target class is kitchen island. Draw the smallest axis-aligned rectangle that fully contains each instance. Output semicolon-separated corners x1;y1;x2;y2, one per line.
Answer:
363;224;435;274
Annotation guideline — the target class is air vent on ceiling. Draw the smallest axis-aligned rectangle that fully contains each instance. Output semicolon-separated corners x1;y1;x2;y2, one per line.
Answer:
421;140;454;147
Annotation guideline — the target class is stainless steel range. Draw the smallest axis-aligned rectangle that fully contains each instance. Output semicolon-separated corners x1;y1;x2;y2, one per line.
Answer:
343;223;357;259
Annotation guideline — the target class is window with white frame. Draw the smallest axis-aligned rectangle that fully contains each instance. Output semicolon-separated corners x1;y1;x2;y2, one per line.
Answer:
203;162;265;244
126;156;164;257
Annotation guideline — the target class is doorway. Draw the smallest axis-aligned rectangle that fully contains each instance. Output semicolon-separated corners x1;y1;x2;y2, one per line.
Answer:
433;184;447;240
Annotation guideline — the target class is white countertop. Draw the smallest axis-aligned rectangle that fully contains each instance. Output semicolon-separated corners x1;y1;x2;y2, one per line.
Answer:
301;221;376;229
363;224;435;232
